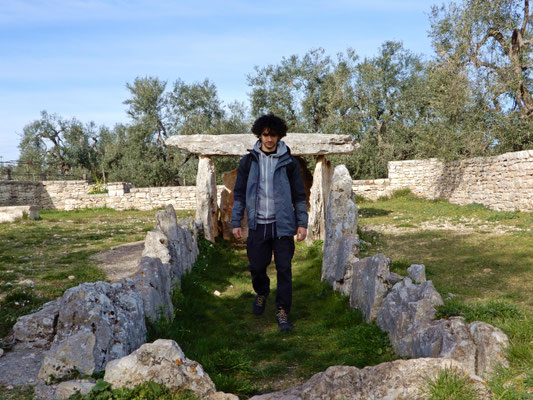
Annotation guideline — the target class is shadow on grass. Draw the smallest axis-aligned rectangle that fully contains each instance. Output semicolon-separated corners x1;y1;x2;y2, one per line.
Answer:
147;239;396;398
358;207;393;218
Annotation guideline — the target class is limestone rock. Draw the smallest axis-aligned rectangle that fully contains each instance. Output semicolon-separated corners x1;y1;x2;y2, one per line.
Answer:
0;347;44;386
39;279;146;380
249;358;491;400
134;257;173;321
208;392;240;400
55;380;96;399
219;168;249;240
143;230;172;266
469;321;509;378
376;278;443;356
322;165;359;292
349;255;391;322
407;264;426;283
104;339;216;398
13;300;60;348
38;329;96;381
166;133;360;156
388;272;404;285
306;156;333;243
411;317;476;374
196;156;219;242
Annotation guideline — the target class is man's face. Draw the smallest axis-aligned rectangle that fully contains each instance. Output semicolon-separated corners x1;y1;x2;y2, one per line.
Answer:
260;128;280;152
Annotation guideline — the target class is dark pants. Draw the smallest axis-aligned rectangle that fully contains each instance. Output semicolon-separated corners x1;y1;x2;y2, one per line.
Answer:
247;222;295;313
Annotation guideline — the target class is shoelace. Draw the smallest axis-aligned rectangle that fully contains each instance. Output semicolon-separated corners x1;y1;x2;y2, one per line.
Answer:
277;309;288;323
256;295;265;307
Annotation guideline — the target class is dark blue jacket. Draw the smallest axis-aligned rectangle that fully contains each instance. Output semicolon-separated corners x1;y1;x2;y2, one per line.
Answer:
231;143;308;237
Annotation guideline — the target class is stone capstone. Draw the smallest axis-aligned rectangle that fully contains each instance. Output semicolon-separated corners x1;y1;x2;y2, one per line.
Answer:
249;358;491;400
166;133;360;156
13;300;60;348
349;255;391;322
376;278;444;357
196;156;219;242
322;165;359;294
104;339;216;398
38;279;146;381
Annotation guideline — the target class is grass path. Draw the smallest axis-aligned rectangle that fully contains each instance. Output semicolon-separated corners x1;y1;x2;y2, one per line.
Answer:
148;239;395;398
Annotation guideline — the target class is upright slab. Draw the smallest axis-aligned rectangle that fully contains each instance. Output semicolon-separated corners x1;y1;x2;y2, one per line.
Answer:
196;156;219;242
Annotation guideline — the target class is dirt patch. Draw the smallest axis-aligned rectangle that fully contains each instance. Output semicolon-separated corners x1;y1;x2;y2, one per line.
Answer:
362;217;530;236
90;241;144;282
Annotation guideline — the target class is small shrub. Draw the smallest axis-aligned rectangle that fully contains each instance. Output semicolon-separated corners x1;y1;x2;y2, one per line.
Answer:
388;188;415;199
88;176;108;195
423;367;481;400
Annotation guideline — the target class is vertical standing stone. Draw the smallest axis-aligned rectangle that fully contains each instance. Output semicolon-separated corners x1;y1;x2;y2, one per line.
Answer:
219;168;249;241
321;165;359;291
196;156;219;242
306;156;333;244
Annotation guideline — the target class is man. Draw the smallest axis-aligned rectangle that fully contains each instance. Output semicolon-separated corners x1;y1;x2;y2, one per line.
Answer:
231;113;308;332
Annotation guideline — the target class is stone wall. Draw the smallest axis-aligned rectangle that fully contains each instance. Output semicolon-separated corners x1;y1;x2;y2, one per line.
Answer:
0;180;225;211
3;149;532;213
353;149;533;212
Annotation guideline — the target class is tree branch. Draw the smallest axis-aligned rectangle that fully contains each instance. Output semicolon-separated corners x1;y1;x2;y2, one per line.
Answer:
521;0;530;36
488;27;510;55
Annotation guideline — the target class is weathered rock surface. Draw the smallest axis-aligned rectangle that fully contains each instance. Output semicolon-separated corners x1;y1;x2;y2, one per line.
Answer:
322;165;359;293
249;358;491;400
13;300;60;348
376;278;443;356
0;205;40;223
55;380;96;399
407;264;426;283
196;156;219;242
0;347;44;385
470;321;509;378
411;317;476;374
104;339;216;398
411;317;510;378
349;255;391;322
38;279;146;380
219;168;249;241
134;256;173;321
307;156;333;244
166;133;360;156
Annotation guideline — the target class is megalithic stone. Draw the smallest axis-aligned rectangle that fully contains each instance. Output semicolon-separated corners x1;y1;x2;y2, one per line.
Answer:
306;156;333;244
196;156;219;242
321;165;359;292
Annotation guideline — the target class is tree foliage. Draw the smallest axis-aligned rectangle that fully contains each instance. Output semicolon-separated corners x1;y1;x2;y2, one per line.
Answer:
430;0;533;150
16;2;533;184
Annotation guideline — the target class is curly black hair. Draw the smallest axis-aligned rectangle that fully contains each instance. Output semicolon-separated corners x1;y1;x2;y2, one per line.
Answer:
251;113;288;138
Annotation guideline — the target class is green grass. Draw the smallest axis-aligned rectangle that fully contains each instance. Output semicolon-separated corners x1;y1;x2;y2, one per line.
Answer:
2;195;533;399
423;367;483;400
146;238;395;398
0;207;190;338
358;191;533;399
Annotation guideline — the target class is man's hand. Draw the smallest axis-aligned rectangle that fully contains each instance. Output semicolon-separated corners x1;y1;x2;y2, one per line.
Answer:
233;227;243;239
296;227;307;242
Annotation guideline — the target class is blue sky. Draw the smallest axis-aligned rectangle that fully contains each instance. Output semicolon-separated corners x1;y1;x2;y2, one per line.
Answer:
0;0;450;162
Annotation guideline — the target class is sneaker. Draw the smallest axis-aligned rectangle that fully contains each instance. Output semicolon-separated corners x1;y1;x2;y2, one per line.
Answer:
253;294;267;315
276;308;292;331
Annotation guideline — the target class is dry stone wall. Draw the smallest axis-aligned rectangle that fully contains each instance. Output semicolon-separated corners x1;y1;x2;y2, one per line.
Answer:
353;149;533;212
0;180;224;211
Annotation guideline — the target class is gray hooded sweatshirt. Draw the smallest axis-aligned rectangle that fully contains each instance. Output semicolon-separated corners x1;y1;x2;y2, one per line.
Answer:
253;139;288;224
